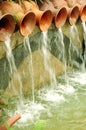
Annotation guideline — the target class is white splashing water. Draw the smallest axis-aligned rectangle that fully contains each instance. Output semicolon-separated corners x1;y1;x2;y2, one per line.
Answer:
70;25;81;45
6;29;86;128
58;28;67;77
16;102;46;125
70;25;83;69
8;100;48;127
24;36;35;103
41;89;65;103
69;71;86;85
82;22;86;41
82;22;86;70
4;36;23;103
42;31;57;87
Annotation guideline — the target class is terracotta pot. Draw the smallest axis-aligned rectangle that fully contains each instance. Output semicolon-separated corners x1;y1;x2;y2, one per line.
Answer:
22;1;53;31
0;1;36;36
39;0;67;28
76;0;86;22
0;113;21;130
65;0;86;22
52;0;79;25
0;13;15;42
67;4;80;25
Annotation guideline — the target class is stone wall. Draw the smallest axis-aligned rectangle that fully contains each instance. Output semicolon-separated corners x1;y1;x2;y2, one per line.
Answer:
0;21;84;96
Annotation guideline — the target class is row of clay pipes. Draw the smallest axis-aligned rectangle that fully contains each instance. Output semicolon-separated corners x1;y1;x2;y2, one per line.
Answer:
0;0;86;41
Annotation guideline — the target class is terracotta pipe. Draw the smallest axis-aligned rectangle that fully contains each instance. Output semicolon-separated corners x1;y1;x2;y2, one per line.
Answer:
67;4;80;25
0;113;21;130
22;1;53;31
52;0;79;25
39;0;67;29
54;7;67;28
0;13;15;42
65;0;86;22
0;1;36;36
79;4;86;22
77;0;86;22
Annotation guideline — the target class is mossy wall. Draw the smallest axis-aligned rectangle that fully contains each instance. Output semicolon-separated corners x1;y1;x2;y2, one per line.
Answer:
0;21;84;95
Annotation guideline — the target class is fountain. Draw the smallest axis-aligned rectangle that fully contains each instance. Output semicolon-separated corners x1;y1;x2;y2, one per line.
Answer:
0;0;86;130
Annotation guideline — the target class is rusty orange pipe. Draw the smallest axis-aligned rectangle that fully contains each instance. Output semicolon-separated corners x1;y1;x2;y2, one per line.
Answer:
0;13;15;42
0;1;36;36
22;1;53;31
0;113;21;130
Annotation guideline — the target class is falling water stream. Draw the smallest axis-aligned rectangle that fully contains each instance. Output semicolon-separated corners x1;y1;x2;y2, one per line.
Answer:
1;26;86;130
24;36;35;103
42;31;57;87
4;36;23;104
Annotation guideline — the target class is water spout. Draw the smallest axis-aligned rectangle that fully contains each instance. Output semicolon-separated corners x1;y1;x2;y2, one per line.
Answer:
39;0;67;29
22;1;53;31
67;5;80;25
0;13;15;42
79;4;86;22
0;1;36;36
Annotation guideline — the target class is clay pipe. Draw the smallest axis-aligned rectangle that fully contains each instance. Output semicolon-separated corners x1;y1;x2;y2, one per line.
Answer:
67;4;80;25
22;1;53;32
39;0;67;29
0;13;15;42
52;0;79;25
77;0;86;22
0;1;36;36
0;113;21;130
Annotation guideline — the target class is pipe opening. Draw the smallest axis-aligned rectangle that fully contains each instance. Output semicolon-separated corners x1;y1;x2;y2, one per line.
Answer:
0;14;15;41
39;10;52;32
0;14;15;34
20;12;36;36
69;6;79;25
55;7;67;28
80;5;86;22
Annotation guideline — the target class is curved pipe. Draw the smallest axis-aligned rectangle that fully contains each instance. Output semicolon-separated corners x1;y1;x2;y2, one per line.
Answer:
67;5;80;25
16;11;36;36
22;1;53;31
79;4;86;22
0;14;15;42
0;1;36;37
0;113;21;130
34;9;53;31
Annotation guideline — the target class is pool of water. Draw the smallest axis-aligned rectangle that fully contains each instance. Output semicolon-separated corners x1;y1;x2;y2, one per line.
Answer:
1;69;86;130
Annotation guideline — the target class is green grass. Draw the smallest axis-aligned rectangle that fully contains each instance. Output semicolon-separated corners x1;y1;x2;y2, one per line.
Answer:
33;120;46;130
